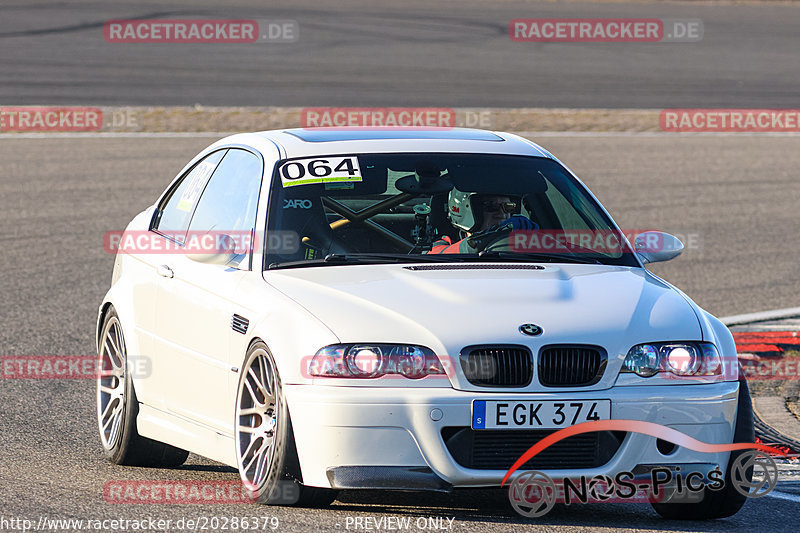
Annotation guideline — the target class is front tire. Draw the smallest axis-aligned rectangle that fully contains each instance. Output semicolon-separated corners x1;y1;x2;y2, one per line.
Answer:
97;307;189;467
651;379;754;520
235;341;337;506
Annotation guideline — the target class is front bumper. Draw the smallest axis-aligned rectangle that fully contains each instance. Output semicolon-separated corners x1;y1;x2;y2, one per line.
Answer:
284;381;740;489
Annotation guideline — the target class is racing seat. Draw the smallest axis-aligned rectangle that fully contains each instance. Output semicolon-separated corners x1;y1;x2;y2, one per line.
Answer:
272;197;350;262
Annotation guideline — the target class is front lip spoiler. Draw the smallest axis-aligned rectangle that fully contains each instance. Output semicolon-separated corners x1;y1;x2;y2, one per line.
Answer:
326;466;452;492
323;464;722;493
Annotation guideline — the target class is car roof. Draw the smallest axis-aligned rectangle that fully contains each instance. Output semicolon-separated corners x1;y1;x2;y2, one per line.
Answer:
221;128;554;160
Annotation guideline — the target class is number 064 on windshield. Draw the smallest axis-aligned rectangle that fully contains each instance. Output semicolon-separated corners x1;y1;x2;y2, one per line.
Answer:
471;399;611;430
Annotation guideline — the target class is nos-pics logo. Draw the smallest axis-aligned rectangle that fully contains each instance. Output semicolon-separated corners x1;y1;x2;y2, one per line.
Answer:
503;419;784;518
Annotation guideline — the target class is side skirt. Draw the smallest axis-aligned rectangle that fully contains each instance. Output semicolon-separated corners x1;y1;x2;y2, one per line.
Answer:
136;403;238;468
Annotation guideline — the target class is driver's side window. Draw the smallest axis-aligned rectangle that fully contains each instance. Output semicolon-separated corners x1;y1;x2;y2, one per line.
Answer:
544;183;593;231
187;149;264;269
152;150;227;244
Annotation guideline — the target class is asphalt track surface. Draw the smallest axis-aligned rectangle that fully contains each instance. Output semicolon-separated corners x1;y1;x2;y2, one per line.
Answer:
1;133;799;532
1;0;800;108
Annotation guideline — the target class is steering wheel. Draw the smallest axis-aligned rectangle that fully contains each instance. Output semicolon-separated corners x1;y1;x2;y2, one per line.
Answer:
470;226;515;253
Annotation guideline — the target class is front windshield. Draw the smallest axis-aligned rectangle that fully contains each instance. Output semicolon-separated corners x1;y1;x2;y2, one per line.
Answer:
264;153;639;268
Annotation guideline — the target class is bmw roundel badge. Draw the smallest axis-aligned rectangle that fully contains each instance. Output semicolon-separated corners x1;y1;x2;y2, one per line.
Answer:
519;324;543;336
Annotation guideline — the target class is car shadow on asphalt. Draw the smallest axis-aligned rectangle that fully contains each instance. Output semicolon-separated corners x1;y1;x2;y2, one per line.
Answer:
167;464;238;473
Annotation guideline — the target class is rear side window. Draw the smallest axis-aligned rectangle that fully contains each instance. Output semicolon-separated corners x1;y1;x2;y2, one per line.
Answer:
152;150;227;242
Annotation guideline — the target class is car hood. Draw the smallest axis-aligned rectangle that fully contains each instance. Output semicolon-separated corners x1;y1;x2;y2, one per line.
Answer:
265;263;702;359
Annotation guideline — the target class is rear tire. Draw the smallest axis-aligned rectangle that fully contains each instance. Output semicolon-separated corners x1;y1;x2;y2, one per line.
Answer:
651;379;754;520
97;307;189;467
235;341;338;506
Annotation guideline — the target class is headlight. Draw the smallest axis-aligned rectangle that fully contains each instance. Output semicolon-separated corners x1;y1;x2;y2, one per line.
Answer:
664;344;700;375
309;344;445;379
623;344;660;377
622;342;721;378
346;345;383;377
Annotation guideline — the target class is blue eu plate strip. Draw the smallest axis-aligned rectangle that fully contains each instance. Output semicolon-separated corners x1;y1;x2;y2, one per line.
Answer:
472;400;486;429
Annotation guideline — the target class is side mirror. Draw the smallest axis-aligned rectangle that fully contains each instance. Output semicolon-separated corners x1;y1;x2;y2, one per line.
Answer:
186;233;239;266
634;231;684;264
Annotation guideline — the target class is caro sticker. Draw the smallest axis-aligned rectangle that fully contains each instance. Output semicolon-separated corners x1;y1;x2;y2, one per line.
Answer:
283;198;313;209
176;160;216;212
280;156;361;188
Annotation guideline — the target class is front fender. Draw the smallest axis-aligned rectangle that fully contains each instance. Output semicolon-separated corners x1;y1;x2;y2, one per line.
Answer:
696;308;739;381
229;272;340;386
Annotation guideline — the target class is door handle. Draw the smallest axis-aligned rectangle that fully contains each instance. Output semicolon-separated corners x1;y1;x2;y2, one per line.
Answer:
157;264;174;278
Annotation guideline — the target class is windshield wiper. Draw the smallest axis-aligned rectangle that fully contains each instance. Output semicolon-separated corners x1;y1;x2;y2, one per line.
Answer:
324;253;468;263
269;251;604;270
268;252;467;269
475;250;602;265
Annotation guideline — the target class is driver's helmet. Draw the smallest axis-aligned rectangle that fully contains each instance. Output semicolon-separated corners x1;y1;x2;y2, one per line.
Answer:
448;189;521;232
447;189;479;232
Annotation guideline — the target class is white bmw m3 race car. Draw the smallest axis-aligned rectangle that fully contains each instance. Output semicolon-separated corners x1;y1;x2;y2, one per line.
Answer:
97;128;752;519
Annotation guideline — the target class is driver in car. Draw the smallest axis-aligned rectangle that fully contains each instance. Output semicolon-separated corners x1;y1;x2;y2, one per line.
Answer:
429;190;537;254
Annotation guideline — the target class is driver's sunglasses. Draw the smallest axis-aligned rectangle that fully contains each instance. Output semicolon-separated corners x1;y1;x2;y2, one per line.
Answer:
480;201;517;214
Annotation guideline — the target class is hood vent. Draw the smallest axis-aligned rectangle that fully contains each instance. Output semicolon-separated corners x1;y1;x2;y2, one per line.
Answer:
403;264;544;271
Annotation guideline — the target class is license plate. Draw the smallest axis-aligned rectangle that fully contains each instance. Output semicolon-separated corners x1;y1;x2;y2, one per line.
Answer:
472;399;611;430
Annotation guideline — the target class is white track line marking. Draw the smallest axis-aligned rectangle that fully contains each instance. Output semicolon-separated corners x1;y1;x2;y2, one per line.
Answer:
0;132;233;139
722;307;800;326
767;490;800;503
517;131;800;138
